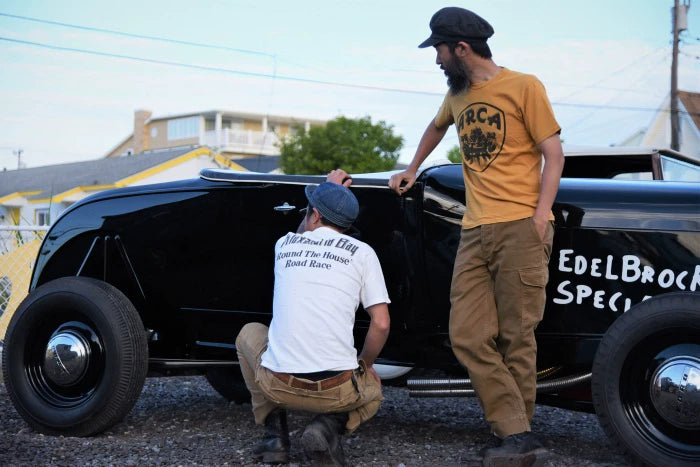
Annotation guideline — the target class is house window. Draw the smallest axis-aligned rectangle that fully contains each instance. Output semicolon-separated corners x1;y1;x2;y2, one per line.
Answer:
167;116;200;140
35;208;50;226
222;118;243;130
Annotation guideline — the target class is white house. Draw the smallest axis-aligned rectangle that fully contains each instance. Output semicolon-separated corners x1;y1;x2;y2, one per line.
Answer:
619;91;700;159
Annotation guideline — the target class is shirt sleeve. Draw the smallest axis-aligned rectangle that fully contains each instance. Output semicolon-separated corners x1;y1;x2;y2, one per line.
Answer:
360;249;391;308
521;77;561;145
434;92;455;129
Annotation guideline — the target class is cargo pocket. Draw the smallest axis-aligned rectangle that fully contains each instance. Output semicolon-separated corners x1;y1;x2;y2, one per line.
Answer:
519;265;548;332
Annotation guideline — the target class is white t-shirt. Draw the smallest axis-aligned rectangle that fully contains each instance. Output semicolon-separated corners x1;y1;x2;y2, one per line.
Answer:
261;226;390;373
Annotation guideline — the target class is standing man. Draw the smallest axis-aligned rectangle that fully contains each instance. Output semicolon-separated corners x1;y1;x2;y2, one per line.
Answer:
236;170;390;466
389;7;564;466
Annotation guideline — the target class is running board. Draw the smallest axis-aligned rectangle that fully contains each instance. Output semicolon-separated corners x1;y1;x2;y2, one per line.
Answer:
149;358;239;369
407;372;592;397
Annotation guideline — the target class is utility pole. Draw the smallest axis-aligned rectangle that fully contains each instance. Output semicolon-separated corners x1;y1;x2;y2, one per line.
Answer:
12;148;23;170
671;0;690;151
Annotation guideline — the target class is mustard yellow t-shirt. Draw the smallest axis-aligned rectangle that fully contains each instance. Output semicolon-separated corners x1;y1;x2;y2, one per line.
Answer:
435;67;561;229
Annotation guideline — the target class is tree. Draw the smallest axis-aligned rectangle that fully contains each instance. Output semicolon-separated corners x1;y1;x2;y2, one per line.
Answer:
447;145;462;164
279;116;403;174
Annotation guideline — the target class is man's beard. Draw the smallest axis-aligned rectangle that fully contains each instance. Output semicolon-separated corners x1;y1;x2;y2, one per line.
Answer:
443;54;471;94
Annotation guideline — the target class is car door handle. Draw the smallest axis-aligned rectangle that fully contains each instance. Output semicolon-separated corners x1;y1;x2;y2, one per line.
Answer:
273;202;296;212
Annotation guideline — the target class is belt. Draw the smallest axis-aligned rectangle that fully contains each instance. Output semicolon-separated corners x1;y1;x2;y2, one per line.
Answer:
271;369;353;391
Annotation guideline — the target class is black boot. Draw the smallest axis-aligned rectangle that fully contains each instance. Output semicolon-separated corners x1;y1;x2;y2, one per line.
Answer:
301;412;349;466
478;434;503;457
481;432;552;467
252;409;290;464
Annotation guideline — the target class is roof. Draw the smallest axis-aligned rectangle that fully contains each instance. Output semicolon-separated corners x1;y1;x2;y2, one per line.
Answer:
149;110;327;126
617;91;700;155
200;168;393;188
224;156;409;175
563;145;661;156
0;146;200;201
564;145;698;163
679;91;700;133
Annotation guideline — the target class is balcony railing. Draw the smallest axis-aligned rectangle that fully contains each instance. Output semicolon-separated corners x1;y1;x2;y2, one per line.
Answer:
201;129;281;155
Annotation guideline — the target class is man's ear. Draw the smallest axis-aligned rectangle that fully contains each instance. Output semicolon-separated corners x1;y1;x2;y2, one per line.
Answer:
455;41;471;57
311;207;322;224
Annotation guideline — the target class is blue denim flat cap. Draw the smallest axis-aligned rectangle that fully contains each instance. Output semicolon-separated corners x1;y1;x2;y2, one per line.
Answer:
305;182;359;228
419;7;494;48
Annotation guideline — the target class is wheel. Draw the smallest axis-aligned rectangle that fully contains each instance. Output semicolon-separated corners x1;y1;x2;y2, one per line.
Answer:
592;292;700;466
1;277;148;436
206;366;251;403
374;364;419;387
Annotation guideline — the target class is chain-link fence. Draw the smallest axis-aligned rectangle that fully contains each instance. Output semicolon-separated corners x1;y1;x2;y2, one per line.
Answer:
0;226;47;341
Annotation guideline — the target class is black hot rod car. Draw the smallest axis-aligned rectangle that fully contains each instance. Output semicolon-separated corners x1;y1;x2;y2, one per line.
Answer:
2;147;699;466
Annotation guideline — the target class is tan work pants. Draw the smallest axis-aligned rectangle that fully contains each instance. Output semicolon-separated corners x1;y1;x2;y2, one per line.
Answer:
235;322;383;434
449;217;553;438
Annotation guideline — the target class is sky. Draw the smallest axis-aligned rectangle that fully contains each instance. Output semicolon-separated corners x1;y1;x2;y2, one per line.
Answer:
0;0;699;170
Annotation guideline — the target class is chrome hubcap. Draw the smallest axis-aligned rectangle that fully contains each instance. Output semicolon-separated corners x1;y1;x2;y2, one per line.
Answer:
650;356;700;429
43;331;90;386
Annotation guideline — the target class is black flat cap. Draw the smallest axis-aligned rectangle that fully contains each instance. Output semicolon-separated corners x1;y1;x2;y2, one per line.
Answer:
419;7;494;48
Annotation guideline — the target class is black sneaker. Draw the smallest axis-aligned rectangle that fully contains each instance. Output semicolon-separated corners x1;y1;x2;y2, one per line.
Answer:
301;414;347;466
482;432;552;467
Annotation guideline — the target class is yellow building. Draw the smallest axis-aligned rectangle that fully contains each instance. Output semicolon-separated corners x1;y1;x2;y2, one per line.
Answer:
0;146;246;229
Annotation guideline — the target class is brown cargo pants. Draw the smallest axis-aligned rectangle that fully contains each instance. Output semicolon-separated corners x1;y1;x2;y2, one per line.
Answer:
235;322;383;434
449;217;553;438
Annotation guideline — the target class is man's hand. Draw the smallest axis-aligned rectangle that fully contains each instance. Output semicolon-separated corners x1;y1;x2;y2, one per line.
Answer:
532;213;549;241
326;169;352;187
388;169;417;196
533;133;564;240
389;119;448;196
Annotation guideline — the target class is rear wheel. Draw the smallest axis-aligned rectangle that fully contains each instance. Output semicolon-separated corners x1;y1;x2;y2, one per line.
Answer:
205;366;251;403
592;292;700;466
1;277;148;436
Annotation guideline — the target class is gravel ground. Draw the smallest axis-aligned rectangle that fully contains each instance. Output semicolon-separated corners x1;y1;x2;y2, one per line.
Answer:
0;375;630;466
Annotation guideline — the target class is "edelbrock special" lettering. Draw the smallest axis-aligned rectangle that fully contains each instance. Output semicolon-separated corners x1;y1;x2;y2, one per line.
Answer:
552;249;700;312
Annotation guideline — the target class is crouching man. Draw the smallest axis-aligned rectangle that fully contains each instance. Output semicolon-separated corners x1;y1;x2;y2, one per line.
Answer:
236;171;391;466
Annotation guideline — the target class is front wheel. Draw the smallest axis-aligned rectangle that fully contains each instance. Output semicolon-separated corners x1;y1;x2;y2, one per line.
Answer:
1;277;148;436
592;292;700;466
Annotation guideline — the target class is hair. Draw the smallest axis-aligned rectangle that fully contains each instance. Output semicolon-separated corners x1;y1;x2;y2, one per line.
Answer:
319;216;348;232
306;205;349;232
447;40;492;59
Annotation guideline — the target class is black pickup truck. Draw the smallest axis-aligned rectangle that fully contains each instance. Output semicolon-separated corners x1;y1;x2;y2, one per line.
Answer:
2;147;699;466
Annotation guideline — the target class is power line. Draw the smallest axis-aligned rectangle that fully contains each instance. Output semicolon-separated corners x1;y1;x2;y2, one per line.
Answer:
1;35;699;118
565;53;672;132
556;46;668;102
0;36;447;96
565;110;646;137
680;50;700;59
0;12;274;58
3;11;690;96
